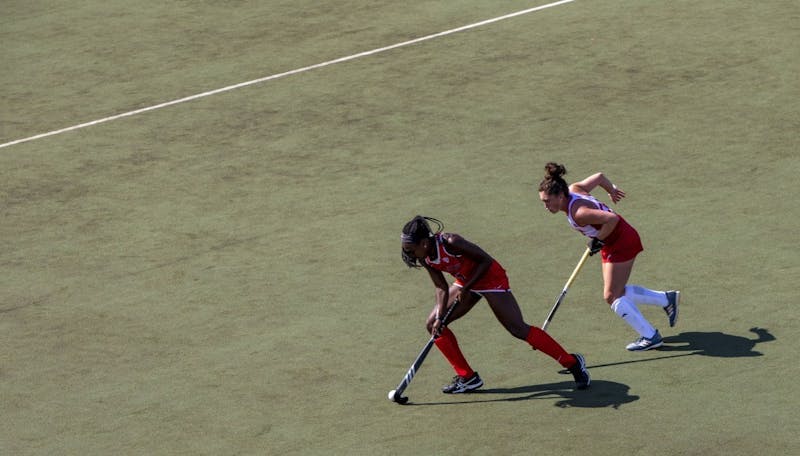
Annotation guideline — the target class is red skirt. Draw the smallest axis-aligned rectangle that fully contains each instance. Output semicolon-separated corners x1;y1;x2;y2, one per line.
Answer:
453;260;511;292
600;216;643;263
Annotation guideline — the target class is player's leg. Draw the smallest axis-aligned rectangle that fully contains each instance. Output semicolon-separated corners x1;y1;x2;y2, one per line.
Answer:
484;291;589;388
604;260;662;350
484;292;574;368
428;285;482;393
624;284;668;306
625;284;680;327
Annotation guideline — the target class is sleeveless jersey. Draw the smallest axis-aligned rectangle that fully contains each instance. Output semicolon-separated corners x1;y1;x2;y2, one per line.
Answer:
425;233;478;283
566;193;613;238
425;233;509;291
566;193;643;262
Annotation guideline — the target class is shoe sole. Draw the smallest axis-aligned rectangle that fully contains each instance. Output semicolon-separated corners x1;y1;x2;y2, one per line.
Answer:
670;291;680;327
666;290;680;327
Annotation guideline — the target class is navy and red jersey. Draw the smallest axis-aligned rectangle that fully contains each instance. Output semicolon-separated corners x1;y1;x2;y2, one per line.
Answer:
425;233;510;292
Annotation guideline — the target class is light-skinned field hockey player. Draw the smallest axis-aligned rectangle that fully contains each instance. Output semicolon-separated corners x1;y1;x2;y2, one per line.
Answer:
400;215;590;393
538;163;680;351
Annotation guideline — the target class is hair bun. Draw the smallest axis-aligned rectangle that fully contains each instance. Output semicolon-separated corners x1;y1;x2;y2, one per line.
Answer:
544;162;566;178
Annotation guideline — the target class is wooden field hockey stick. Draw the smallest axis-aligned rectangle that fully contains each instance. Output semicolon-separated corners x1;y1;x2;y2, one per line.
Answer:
388;299;459;405
541;248;592;332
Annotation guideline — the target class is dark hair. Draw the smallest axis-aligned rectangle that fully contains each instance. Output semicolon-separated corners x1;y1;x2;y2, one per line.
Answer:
538;162;569;197
400;215;443;268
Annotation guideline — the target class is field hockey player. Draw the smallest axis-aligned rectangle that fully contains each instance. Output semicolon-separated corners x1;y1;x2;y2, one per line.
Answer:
538;163;680;351
400;215;590;393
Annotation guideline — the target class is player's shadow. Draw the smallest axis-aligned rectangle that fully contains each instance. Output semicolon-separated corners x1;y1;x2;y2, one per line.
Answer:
411;380;638;409
478;380;638;409
659;327;775;357
410;329;775;408
561;327;776;373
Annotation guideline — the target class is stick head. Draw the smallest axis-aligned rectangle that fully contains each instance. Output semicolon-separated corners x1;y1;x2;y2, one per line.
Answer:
388;389;409;404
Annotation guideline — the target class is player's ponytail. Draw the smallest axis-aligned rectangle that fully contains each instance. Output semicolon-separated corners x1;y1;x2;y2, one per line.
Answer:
539;162;570;197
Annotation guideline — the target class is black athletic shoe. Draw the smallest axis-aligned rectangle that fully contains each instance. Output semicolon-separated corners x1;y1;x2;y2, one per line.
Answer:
442;372;483;394
664;290;680;327
568;354;591;390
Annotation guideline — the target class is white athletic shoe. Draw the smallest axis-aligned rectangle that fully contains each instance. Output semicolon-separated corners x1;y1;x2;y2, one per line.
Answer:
626;330;664;351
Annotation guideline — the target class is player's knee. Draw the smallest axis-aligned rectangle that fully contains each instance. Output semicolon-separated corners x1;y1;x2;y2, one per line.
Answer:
603;291;618;306
506;322;529;340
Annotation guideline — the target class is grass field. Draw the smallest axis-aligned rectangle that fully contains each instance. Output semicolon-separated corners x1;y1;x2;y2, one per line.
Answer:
1;1;798;454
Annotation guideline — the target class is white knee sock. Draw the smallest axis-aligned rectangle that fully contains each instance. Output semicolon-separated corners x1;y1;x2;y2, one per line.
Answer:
624;285;668;307
612;296;657;338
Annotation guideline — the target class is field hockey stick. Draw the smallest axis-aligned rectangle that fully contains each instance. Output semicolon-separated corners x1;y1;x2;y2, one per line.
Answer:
388;299;459;405
541;248;591;332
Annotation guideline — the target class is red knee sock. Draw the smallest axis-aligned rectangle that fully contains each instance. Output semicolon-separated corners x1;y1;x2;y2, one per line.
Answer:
434;327;474;378
526;326;576;368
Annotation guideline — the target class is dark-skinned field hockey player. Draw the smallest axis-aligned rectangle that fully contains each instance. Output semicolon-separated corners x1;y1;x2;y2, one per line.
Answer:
538;162;680;351
400;215;590;393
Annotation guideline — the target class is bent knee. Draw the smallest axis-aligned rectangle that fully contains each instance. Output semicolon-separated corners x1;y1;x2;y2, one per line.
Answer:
506;323;530;340
603;291;620;306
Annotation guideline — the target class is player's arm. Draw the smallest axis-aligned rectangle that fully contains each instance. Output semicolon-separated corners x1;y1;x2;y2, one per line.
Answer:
572;203;619;240
570;172;626;204
422;262;450;320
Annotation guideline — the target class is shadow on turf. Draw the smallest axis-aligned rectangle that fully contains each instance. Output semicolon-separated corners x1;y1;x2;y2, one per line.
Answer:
405;329;775;408
407;380;638;409
559;327;776;372
660;327;775;357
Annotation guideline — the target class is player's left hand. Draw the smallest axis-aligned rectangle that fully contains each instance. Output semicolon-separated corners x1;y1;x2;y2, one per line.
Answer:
588;237;605;256
608;185;626;204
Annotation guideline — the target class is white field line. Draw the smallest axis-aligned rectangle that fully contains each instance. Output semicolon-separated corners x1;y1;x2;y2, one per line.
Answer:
0;0;575;149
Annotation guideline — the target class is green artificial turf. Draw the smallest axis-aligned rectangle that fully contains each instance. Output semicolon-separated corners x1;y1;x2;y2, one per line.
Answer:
1;1;798;454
